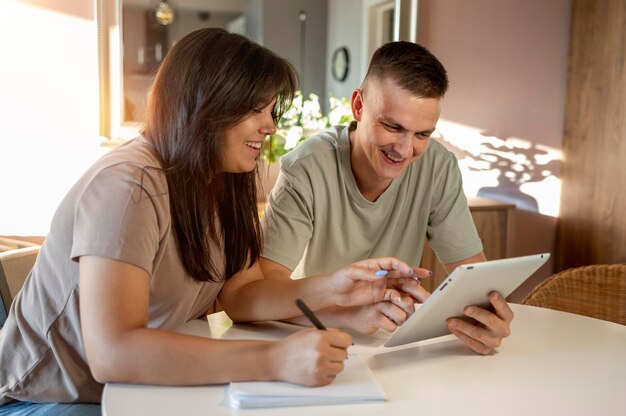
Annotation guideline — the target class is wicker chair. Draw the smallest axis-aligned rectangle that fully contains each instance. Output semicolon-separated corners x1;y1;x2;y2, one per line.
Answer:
522;264;626;325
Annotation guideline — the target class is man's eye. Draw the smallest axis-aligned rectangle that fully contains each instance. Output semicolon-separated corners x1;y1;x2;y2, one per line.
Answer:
384;124;402;132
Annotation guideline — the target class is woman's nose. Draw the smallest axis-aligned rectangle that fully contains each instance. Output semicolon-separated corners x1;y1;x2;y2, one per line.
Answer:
262;124;276;136
261;114;276;136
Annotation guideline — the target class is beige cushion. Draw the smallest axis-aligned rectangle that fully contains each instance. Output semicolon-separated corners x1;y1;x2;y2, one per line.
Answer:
0;246;40;312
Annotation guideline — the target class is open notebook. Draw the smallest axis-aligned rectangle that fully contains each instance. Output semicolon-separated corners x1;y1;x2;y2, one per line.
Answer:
228;354;386;409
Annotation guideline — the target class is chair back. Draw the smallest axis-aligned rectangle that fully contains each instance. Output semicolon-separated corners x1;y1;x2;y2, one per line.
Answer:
522;264;626;325
0;245;40;327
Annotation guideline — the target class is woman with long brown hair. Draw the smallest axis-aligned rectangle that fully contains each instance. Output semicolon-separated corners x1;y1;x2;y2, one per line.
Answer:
0;29;413;415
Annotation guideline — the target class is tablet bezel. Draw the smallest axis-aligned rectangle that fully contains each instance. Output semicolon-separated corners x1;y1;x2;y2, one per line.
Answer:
384;253;551;347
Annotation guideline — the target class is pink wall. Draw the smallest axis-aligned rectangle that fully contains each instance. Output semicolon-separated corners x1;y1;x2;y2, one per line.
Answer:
418;0;570;149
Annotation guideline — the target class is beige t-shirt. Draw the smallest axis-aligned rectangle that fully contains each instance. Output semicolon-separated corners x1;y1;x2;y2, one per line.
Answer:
0;138;224;404
261;123;482;277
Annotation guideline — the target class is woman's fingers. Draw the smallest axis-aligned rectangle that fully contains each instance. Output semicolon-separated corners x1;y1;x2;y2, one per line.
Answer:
327;328;353;350
352;257;414;276
275;328;352;386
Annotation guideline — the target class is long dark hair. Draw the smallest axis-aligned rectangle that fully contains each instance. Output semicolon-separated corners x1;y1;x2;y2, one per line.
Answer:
143;28;297;282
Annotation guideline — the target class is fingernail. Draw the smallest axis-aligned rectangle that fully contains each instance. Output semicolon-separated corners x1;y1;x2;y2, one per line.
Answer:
448;319;457;328
466;306;474;315
375;270;388;276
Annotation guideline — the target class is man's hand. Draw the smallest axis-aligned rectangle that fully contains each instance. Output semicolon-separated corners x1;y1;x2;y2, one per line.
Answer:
331;288;416;334
386;266;432;303
446;291;514;355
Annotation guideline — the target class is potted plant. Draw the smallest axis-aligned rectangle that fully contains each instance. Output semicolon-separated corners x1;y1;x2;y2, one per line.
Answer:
258;92;352;200
261;92;353;163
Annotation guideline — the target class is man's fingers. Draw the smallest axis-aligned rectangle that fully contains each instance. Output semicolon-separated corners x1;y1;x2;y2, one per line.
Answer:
444;292;514;355
379;301;413;325
375;312;399;332
448;318;501;351
463;305;511;338
382;288;401;303
382;289;415;315
448;326;493;355
388;276;431;303
409;285;430;303
489;291;515;323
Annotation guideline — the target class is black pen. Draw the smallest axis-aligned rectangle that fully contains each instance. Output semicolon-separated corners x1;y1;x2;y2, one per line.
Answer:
295;298;327;330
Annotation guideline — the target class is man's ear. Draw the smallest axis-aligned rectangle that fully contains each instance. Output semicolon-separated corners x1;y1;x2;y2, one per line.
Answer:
351;88;364;122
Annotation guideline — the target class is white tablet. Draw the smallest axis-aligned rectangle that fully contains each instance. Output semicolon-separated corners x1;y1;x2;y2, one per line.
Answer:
384;253;550;347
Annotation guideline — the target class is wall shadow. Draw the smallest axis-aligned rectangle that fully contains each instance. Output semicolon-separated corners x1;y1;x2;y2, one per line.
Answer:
438;130;561;213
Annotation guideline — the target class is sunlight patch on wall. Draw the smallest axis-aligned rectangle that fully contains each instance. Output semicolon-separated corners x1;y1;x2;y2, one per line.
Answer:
434;119;562;217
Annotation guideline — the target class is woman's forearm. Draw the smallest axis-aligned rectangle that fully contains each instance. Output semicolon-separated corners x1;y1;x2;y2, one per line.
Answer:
220;274;335;322
89;327;276;385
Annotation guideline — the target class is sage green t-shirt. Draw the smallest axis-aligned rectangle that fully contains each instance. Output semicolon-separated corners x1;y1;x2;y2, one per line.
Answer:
261;123;482;278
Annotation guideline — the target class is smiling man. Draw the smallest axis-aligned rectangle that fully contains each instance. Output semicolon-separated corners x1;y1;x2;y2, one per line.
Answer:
260;41;513;355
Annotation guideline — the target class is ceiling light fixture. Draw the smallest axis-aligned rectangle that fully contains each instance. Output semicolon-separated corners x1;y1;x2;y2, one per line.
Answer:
155;0;175;26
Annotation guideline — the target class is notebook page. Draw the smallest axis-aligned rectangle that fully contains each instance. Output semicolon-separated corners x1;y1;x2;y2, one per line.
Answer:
229;354;386;409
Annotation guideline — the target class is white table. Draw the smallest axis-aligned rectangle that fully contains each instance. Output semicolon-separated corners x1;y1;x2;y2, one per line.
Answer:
102;304;626;416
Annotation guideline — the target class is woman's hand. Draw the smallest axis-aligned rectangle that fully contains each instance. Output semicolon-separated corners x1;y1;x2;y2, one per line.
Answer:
270;328;352;386
327;257;414;307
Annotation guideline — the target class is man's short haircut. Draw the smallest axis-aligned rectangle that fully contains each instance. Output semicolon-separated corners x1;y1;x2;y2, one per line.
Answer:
364;41;448;98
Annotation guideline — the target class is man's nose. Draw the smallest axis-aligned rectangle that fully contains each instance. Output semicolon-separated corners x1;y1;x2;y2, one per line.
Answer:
393;133;412;155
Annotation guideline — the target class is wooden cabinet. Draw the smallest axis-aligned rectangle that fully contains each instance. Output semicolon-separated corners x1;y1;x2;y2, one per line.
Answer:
419;197;514;292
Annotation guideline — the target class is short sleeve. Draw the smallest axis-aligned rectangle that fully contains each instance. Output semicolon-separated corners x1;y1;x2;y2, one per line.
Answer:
261;169;314;271
427;152;483;264
70;163;169;275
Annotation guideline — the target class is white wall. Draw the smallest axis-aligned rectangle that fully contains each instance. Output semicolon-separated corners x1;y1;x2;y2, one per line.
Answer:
326;0;363;102
247;0;328;104
0;0;104;236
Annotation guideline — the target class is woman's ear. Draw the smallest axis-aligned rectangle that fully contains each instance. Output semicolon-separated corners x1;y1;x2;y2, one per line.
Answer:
351;88;364;122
